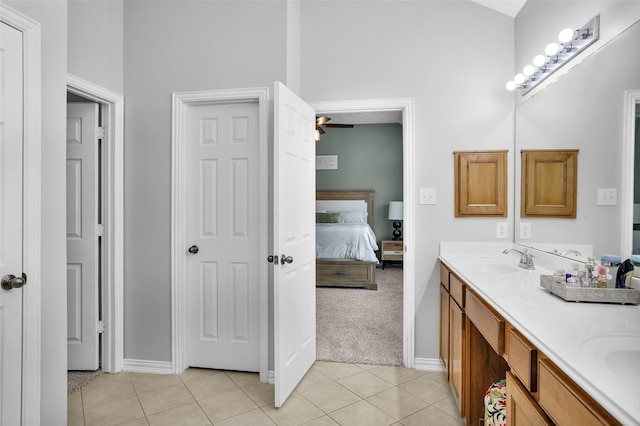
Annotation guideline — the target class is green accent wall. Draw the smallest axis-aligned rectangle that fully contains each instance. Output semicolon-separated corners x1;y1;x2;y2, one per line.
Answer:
316;123;403;252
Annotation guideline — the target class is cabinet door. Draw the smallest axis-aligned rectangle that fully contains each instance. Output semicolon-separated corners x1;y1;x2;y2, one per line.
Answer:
506;371;553;426
450;298;465;416
440;284;450;376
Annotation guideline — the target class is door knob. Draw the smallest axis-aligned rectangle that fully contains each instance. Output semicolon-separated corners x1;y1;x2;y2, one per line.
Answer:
2;273;27;291
188;245;199;254
281;254;293;264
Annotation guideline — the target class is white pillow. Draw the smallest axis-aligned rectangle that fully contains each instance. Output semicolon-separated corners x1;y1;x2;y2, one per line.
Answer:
338;210;367;224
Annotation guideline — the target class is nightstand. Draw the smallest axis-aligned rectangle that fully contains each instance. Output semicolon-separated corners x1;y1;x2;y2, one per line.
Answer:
381;240;403;269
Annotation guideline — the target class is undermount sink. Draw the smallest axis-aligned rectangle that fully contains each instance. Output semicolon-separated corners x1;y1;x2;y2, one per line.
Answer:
580;335;640;383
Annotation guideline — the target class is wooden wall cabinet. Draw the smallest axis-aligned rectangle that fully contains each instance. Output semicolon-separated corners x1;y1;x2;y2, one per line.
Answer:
454;150;508;217
521;150;578;218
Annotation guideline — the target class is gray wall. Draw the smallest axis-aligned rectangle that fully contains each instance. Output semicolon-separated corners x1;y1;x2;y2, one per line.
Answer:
514;2;640;257
316;123;403;246
299;0;515;359
4;1;68;423
123;0;288;362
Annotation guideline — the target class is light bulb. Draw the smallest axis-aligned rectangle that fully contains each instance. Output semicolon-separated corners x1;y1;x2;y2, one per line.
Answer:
532;54;546;67
558;28;574;43
545;42;559;56
523;65;535;76
514;73;525;84
506;81;517;91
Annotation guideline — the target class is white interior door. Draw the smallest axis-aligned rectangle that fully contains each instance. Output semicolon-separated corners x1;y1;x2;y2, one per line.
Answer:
273;82;316;407
66;102;100;370
185;101;260;371
0;20;24;425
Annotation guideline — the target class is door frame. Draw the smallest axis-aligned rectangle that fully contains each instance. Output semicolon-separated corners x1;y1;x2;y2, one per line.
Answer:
0;4;42;425
67;74;125;373
309;98;416;368
171;88;269;381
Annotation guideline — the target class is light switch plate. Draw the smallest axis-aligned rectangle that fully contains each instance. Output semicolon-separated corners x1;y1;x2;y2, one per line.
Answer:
419;188;436;205
597;188;617;205
496;222;508;239
520;222;532;239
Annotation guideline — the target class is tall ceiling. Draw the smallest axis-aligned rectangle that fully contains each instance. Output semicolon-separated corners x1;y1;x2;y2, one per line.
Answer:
470;0;527;17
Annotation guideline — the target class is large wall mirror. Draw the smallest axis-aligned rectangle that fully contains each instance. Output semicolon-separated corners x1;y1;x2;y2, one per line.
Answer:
513;2;640;262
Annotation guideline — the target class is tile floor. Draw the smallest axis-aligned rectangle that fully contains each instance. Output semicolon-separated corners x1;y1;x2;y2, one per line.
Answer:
68;361;464;426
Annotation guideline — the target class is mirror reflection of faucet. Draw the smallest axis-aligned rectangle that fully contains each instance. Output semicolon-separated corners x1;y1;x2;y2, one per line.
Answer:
554;249;582;257
503;248;535;270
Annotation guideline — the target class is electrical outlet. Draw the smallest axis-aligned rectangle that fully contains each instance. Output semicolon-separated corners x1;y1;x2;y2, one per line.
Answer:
597;188;617;205
520;222;532;239
496;222;508;239
419;188;436;205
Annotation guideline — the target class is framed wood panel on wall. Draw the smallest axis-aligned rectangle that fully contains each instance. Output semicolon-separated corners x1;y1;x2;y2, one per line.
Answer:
521;150;578;218
454;150;508;217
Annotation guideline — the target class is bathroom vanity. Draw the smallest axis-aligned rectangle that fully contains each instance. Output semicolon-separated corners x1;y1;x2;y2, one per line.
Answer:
439;243;640;426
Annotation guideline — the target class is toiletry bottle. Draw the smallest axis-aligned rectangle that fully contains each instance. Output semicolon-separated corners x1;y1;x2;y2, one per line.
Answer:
600;254;622;288
585;257;596;287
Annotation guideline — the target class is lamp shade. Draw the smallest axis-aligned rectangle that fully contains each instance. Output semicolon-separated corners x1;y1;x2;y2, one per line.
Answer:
388;201;403;221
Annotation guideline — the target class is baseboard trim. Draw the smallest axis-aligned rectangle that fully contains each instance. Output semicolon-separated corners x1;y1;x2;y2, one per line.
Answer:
123;359;173;375
414;357;445;372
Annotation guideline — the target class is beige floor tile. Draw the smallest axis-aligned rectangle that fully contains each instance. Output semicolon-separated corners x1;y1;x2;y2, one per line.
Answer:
338;371;394;399
82;378;137;409
424;370;448;385
67;409;84;426
198;388;259;423
146;401;211;426
242;382;275;406
366;387;429;420
399;405;465;426
301;381;361;413
214;407;276;425
397;374;453;404
301;415;340;425
82;372;130;390
355;363;379;371
432;394;462;419
292;368;334;394
184;371;240;400
261;393;325;426
312;361;365;381
225;370;260;388
369;366;426;385
67;390;83;413
129;372;184;395
328;400;396;426
84;395;145;426
138;383;196;416
119;418;150;426
179;367;221;383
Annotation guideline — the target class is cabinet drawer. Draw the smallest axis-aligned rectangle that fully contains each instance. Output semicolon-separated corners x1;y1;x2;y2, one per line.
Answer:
465;290;504;355
508;328;538;392
506;371;553;426
449;273;465;308
440;263;450;291
538;359;612;425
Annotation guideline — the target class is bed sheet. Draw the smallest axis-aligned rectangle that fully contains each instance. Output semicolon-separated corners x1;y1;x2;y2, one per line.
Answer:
316;223;379;262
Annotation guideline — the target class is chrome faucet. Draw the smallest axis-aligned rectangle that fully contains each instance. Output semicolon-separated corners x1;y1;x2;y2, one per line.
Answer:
557;249;582;257
503;248;535;270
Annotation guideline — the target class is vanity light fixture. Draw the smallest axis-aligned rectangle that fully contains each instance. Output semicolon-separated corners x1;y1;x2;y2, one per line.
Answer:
506;15;599;94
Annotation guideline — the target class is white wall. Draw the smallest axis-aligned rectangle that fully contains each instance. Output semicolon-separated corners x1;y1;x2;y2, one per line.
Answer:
514;2;640;257
4;1;68;424
299;0;515;359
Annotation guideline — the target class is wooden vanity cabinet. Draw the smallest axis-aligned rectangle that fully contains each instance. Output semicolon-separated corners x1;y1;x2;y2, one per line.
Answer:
506;371;553;426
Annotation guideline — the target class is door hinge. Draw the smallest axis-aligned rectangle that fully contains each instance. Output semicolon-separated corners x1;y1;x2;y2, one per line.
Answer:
96;126;106;139
97;320;105;334
95;224;105;237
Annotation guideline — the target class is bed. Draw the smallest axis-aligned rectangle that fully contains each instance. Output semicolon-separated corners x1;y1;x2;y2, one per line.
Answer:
316;190;379;290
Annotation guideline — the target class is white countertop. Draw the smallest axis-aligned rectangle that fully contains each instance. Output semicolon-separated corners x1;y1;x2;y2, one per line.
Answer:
439;242;640;425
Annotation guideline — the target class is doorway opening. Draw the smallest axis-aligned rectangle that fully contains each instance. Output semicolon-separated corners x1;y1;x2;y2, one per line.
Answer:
310;99;416;368
67;75;125;375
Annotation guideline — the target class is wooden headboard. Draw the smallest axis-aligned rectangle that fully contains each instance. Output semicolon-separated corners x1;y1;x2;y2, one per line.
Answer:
316;190;375;229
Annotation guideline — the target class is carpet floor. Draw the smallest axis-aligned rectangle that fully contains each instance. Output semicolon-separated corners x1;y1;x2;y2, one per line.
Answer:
316;267;403;366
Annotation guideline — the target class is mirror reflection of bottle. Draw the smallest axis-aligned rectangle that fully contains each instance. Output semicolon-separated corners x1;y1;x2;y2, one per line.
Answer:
600;254;622;288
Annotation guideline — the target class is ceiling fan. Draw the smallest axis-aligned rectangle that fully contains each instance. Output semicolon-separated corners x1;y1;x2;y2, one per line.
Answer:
315;116;354;141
